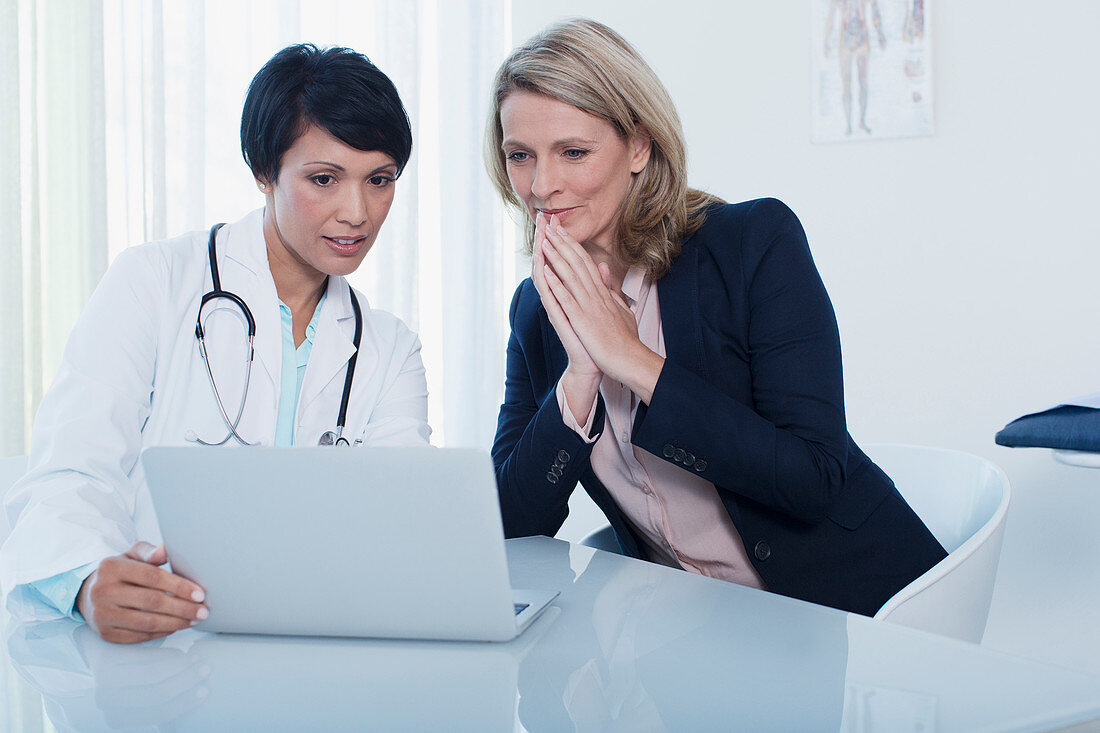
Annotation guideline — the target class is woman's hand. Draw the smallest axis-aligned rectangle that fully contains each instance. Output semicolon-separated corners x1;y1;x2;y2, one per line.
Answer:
540;217;665;403
77;542;208;644
531;212;602;422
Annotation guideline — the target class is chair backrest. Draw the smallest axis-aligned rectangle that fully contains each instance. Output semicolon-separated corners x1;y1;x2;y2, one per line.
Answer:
0;455;29;547
867;443;1011;644
581;444;1010;643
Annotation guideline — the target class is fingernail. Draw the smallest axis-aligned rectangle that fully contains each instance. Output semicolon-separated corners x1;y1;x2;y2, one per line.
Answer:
192;589;205;603
196;606;209;620
549;214;558;228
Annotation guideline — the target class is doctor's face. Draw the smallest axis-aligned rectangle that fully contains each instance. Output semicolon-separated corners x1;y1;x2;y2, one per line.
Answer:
260;123;398;282
499;91;650;255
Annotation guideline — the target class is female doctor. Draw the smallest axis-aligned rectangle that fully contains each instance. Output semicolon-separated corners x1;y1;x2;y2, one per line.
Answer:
0;44;430;643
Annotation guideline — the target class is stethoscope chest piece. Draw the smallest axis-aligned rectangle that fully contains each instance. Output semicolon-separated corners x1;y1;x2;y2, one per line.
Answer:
318;429;362;447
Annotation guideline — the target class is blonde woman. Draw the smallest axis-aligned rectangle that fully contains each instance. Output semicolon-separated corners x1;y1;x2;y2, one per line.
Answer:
485;18;944;616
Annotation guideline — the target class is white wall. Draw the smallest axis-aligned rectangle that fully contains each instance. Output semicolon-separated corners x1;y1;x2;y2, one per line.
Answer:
511;0;1100;672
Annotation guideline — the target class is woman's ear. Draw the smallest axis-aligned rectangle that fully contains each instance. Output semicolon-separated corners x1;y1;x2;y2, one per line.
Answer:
630;124;653;174
256;177;271;193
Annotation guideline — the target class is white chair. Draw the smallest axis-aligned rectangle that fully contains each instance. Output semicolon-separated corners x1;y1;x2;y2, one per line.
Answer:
0;455;29;547
867;443;1010;643
580;443;1010;644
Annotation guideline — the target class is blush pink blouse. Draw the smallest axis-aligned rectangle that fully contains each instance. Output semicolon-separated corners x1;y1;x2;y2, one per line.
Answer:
556;267;766;590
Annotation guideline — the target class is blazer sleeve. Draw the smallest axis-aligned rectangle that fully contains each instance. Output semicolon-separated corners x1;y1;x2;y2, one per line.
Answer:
491;280;606;538
632;199;849;524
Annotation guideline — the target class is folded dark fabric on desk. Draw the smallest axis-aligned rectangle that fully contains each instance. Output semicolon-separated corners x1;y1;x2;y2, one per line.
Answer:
995;405;1100;451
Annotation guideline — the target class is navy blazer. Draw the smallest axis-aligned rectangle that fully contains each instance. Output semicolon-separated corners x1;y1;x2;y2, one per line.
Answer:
491;198;945;616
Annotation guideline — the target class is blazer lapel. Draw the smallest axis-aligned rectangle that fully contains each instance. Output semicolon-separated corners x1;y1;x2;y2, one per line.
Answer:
657;238;708;383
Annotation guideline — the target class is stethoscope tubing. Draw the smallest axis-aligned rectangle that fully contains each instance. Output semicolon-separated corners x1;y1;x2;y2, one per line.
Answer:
192;222;361;447
194;332;256;446
332;291;363;446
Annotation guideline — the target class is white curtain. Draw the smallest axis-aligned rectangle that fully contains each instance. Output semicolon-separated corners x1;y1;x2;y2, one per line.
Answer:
0;0;108;458
0;0;518;461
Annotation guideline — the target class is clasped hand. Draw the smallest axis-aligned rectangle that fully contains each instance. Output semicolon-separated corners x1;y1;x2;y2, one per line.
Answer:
531;213;663;413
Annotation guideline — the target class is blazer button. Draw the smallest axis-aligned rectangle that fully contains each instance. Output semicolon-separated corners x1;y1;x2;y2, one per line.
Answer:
684;453;695;467
673;448;686;463
546;472;559;484
557;449;571;463
663;444;675;458
693;460;707;472
550;465;563;478
754;541;771;561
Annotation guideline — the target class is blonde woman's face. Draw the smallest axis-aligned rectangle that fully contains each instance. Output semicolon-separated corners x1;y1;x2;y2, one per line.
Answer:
499;91;650;254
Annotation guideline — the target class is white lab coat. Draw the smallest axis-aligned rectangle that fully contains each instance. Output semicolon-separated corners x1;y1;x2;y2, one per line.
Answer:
0;209;430;616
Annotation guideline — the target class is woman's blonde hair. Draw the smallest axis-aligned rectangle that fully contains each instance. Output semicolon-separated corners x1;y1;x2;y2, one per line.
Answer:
484;18;723;279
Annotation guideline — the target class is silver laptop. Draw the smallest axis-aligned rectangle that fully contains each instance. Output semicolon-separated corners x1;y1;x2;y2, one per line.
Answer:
142;446;558;641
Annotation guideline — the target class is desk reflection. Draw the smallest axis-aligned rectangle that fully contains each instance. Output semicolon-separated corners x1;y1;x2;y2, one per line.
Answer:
11;538;1087;732
512;541;848;731
7;609;557;733
4;541;852;733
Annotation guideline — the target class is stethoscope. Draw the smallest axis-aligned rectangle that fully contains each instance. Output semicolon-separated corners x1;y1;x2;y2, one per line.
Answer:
188;223;363;447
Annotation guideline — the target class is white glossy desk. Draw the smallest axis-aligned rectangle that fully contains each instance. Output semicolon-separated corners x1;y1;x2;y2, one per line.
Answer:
3;536;1100;732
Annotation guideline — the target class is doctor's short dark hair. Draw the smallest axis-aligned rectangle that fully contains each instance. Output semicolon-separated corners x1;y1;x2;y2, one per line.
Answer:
240;43;412;184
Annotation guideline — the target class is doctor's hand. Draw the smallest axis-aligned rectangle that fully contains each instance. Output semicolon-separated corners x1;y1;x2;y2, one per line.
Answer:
532;212;602;424
77;542;208;644
540;218;665;404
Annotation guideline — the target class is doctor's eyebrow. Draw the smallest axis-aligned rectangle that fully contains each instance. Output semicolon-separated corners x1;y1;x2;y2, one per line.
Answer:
301;161;398;175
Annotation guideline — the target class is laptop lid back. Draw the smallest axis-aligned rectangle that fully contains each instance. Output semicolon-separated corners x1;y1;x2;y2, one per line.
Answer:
142;447;519;641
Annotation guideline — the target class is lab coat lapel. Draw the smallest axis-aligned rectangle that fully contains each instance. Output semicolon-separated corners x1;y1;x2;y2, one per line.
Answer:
657;237;707;382
297;276;358;419
221;211;281;391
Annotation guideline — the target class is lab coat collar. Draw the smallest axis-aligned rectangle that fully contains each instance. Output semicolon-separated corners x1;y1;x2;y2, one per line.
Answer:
212;209;282;389
215;209;369;420
221;208;268;276
198;209;278;391
296;276;371;424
